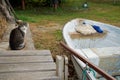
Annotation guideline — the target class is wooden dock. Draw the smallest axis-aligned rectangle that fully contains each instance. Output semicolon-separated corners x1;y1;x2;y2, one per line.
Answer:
0;24;62;80
0;50;59;80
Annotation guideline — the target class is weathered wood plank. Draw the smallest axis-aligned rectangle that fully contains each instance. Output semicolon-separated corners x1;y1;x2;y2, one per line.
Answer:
2;24;15;42
64;55;68;80
0;62;56;73
25;24;35;50
39;76;59;80
0;56;53;63
0;71;58;80
0;42;9;50
56;55;64;80
0;50;51;56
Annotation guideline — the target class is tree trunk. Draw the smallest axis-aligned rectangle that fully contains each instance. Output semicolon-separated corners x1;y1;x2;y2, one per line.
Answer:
22;0;25;10
0;0;14;22
0;0;15;40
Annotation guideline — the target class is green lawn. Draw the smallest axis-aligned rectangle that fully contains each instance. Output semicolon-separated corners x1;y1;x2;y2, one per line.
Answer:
16;1;120;26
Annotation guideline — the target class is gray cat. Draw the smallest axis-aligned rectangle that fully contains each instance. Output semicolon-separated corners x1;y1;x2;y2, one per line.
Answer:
9;21;27;50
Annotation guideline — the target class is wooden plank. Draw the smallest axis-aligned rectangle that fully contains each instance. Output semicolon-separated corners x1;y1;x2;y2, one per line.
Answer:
25;25;35;50
64;55;68;80
0;62;56;73
0;42;9;50
56;55;64;80
2;24;15;42
0;50;51;56
0;71;58;80
0;56;53;63
39;76;59;80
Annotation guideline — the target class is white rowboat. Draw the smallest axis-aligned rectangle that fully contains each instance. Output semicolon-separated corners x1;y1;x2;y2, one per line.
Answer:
63;18;120;80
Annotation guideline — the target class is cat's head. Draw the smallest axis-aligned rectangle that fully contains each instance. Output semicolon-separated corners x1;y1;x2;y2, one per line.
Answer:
18;22;27;34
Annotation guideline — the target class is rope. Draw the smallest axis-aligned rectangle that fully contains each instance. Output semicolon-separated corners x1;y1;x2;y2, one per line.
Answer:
82;63;96;80
89;68;96;77
82;68;88;80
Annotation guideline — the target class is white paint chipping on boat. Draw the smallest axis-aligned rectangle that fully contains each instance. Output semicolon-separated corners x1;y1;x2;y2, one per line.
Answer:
63;18;120;80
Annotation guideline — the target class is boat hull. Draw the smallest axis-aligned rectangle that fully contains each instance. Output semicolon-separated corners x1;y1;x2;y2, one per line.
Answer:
63;18;120;79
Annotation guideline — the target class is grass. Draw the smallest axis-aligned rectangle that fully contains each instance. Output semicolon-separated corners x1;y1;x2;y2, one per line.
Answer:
54;30;63;41
16;1;120;26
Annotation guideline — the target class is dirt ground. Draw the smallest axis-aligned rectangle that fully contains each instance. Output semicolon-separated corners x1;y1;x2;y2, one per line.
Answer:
29;22;64;58
29;22;78;79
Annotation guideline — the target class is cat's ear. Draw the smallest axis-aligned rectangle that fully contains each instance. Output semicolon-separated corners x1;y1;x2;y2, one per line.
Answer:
16;20;23;25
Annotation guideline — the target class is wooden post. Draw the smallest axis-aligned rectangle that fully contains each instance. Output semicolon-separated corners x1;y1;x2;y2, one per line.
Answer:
63;55;68;80
21;0;25;10
56;55;64;80
56;55;68;80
